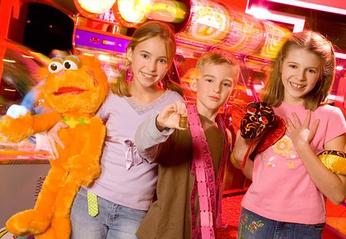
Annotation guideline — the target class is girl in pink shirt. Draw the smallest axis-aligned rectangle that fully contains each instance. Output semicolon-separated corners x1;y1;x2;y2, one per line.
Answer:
232;31;346;239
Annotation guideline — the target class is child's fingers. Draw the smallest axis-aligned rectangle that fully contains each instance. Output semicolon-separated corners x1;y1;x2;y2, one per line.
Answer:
53;134;65;149
179;102;187;117
291;112;302;127
303;111;311;128
161;103;178;116
48;122;66;149
164;103;176;113
174;102;186;116
286;117;295;132
47;135;59;159
310;119;320;138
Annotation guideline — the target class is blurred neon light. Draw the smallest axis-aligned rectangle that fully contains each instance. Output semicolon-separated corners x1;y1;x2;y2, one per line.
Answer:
4;88;16;92
245;88;253;96
147;0;187;23
336;65;344;71
253;84;264;92
248;7;270;19
3;59;16;63
268;0;346;15
83;52;94;57
98;54;112;62
327;94;344;102
76;0;116;14
335;52;346;60
22;54;34;59
180;0;230;44
116;0;187;24
260;21;290;58
246;6;305;32
221;12;265;55
117;0;152;23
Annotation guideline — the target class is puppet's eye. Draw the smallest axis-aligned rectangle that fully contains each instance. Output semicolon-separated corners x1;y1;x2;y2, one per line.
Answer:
63;60;78;70
48;61;63;73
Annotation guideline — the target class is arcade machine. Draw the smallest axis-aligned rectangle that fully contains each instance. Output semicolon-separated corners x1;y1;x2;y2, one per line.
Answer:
71;0;191;83
71;10;131;82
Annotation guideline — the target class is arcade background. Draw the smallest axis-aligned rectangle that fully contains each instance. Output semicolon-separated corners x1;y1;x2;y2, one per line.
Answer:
0;0;346;238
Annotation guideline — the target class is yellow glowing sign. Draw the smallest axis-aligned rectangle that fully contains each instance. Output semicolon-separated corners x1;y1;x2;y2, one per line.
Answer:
260;21;290;59
116;0;151;24
180;0;229;44
115;0;187;26
147;0;187;23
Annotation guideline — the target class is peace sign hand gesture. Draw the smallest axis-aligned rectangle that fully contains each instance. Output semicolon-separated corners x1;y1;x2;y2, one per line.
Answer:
286;111;320;147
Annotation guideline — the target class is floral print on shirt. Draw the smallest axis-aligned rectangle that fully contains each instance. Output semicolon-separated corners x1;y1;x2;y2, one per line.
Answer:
265;135;298;169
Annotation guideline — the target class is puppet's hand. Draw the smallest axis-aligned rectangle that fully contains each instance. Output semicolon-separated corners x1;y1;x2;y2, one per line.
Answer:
6;104;29;118
0;109;34;142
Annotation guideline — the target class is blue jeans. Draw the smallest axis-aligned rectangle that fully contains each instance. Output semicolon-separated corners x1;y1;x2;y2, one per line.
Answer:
238;208;324;239
71;188;146;239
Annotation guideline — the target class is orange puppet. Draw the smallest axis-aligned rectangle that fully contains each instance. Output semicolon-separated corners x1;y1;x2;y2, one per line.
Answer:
1;55;109;239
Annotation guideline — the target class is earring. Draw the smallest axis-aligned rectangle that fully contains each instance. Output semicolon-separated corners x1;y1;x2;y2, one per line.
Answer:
125;68;133;82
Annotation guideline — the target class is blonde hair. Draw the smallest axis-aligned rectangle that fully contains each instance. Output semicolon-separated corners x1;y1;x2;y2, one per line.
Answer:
196;52;240;81
111;21;179;96
262;30;335;110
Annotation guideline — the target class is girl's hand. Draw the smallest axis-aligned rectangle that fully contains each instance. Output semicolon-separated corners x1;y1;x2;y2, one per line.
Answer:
47;121;67;158
231;131;259;168
287;111;319;147
156;101;187;131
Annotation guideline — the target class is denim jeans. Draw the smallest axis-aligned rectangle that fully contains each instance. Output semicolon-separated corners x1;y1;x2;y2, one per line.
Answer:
238;208;324;239
71;188;146;239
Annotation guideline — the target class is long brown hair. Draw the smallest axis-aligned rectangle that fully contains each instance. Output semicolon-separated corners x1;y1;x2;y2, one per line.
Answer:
111;21;179;96
262;30;336;110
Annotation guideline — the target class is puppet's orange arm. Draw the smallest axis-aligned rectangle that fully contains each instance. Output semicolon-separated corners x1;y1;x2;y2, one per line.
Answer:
32;112;61;132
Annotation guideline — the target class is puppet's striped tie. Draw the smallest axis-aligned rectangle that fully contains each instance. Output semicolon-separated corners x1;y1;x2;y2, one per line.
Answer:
87;191;99;217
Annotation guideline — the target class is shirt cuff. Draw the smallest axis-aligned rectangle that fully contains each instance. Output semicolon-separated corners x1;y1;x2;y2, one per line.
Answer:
147;114;174;142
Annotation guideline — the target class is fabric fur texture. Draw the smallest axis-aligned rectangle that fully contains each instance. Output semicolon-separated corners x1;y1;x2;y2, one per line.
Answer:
1;55;109;239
